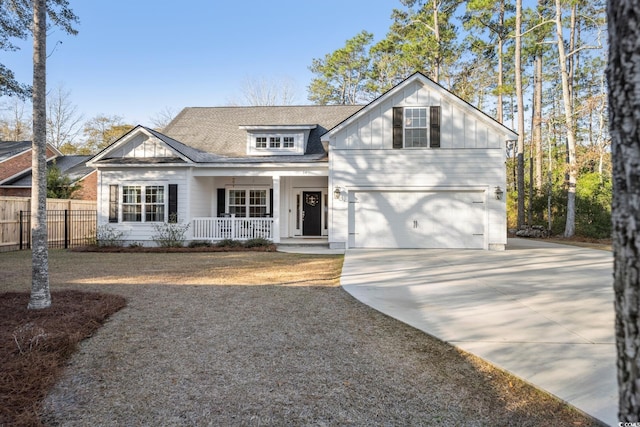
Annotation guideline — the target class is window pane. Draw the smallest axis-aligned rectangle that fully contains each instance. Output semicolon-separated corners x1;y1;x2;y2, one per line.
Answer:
229;189;247;217
256;137;267;148
405;108;427;128
283;136;295;148
122;204;142;222
249;190;267;217
146;204;165;222
122;186;142;222
145;186;165;222
122;186;141;204
404;108;429;148
269;137;281;148
229;190;245;205
406;129;428;147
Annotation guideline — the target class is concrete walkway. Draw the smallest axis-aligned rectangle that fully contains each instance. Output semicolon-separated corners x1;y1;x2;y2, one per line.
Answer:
340;238;616;426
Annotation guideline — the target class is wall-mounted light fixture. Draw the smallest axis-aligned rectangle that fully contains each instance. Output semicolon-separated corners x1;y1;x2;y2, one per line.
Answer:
334;186;342;200
494;186;504;200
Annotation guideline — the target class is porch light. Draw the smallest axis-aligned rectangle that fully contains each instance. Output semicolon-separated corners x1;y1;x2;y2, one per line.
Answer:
494;186;504;200
334;186;342;200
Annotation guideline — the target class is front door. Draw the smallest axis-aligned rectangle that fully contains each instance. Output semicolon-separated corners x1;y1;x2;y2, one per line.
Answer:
302;191;322;236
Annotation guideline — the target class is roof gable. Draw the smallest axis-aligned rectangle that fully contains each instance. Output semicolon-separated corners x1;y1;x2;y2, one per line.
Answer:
88;125;209;165
324;72;517;141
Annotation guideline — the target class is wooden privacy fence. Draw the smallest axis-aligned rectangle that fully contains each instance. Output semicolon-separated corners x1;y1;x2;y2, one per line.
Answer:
0;197;96;252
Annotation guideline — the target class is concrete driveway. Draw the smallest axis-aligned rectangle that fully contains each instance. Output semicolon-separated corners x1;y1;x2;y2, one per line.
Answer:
340;238;616;426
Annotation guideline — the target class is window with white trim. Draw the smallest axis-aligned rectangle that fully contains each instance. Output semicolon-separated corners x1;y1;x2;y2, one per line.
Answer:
121;185;165;222
252;134;297;150
392;106;441;149
404;107;428;147
145;186;165;222
228;189;269;218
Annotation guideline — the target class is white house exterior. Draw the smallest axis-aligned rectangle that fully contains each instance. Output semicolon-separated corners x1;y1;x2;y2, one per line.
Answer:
88;73;517;250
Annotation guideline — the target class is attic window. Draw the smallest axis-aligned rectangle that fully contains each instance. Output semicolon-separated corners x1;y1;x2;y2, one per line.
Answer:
393;106;441;149
252;134;297;150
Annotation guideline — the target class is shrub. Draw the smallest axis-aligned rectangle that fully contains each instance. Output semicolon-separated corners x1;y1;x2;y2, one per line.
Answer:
243;237;272;248
151;215;190;247
216;239;243;248
96;224;125;247
188;240;213;248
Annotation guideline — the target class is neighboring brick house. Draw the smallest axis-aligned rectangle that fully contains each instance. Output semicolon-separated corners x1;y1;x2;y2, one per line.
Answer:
0;141;96;200
0;141;60;182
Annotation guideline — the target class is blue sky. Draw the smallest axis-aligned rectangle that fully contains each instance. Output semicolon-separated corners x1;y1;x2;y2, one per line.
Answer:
4;1;396;125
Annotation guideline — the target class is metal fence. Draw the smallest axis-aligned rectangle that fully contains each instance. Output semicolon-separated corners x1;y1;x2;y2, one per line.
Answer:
19;210;97;250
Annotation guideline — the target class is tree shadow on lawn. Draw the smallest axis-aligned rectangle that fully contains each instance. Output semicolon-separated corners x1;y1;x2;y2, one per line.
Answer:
0;282;603;427
0;249;603;426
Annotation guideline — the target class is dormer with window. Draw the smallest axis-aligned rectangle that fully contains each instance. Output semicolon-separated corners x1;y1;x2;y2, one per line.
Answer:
241;125;317;156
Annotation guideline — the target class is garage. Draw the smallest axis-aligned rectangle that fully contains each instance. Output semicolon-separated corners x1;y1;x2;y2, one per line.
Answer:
352;190;486;249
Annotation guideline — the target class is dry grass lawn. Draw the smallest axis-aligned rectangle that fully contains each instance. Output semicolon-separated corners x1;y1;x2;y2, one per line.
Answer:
0;249;602;426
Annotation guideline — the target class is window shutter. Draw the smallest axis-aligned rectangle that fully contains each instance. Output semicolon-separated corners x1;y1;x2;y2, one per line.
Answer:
217;188;225;216
430;106;441;148
109;185;118;223
269;189;273;217
168;184;178;223
392;107;403;149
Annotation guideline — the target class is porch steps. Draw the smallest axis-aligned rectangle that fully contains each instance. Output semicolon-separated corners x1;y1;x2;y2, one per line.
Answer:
276;238;344;254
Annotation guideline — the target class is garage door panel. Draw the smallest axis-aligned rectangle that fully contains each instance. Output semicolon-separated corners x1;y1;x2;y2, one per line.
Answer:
354;191;485;249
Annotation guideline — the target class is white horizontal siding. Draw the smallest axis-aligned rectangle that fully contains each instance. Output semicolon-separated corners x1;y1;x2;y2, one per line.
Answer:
331;149;504;187
97;168;189;244
329;148;506;249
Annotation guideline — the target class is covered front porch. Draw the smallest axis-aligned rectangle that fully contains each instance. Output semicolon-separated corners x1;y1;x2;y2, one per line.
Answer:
187;171;330;243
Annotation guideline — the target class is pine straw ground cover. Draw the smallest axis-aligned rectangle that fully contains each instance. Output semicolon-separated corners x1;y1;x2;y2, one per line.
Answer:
0;250;602;426
0;290;126;425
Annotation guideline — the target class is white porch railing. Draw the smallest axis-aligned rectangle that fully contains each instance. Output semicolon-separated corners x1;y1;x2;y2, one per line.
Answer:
192;217;274;241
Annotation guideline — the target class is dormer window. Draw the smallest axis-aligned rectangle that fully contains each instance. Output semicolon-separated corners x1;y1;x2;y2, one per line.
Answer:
269;137;282;148
241;124;317;156
256;137;267;148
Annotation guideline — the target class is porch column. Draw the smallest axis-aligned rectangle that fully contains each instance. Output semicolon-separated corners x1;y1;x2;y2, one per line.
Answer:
272;175;281;243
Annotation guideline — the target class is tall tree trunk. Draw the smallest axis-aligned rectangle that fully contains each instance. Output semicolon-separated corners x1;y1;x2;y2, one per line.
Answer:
515;0;526;228
497;0;505;124
28;0;50;310
607;0;640;420
432;0;441;83
555;0;577;238
533;54;544;190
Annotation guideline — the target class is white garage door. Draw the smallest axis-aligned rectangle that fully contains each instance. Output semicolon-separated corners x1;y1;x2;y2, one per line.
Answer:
353;191;486;249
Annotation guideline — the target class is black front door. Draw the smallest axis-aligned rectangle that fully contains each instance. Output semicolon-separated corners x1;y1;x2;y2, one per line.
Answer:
302;191;322;236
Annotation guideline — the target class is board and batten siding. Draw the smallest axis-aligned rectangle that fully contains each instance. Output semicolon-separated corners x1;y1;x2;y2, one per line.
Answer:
333;81;505;151
97;168;189;244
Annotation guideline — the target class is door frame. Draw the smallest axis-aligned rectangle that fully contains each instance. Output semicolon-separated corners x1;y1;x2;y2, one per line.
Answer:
291;188;328;237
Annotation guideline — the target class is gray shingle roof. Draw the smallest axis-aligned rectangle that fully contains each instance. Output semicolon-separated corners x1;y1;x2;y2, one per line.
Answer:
162;105;363;158
4;155;93;186
0;141;31;161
